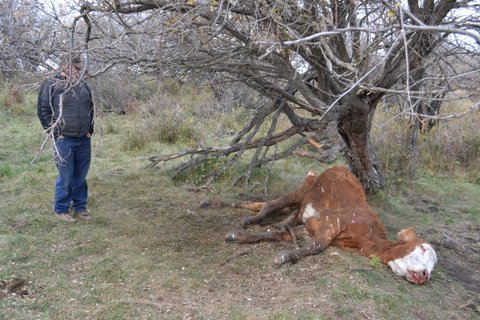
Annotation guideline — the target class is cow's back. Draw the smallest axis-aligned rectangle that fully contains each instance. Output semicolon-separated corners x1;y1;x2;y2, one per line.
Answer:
305;167;367;209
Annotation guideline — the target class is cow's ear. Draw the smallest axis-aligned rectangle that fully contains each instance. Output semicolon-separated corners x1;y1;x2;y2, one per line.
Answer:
397;227;418;242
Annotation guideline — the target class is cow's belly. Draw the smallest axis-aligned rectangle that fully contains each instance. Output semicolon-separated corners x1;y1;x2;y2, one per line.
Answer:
300;202;385;241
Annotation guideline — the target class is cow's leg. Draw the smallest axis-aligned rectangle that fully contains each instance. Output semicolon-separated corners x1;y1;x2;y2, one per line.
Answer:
272;209;300;229
239;197;298;228
274;241;328;265
231;201;266;212
225;225;305;244
200;200;292;216
274;220;338;265
234;201;295;218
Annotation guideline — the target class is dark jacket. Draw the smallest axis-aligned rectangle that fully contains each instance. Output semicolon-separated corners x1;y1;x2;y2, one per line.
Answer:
37;75;94;138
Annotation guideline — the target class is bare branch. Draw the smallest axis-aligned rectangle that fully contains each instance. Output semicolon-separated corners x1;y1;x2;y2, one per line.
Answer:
20;0;478;190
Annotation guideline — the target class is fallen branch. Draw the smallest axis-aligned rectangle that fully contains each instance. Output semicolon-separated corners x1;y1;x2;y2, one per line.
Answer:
293;143;344;163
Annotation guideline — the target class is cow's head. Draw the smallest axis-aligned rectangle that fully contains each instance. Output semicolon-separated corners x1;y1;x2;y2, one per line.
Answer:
387;228;437;285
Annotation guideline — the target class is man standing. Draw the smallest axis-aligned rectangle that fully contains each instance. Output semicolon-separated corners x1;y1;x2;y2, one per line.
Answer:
37;54;94;223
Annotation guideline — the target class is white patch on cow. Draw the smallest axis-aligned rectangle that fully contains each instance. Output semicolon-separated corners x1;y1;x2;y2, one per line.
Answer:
302;203;320;223
326;216;329;222
321;186;325;193
336;217;340;229
387;243;437;283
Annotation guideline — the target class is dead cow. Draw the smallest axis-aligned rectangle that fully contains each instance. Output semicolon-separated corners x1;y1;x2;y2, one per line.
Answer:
224;167;437;285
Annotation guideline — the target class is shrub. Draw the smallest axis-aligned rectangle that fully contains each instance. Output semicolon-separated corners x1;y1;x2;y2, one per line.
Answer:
102;117;120;135
132;81;159;102
0;90;14;110
173;157;225;185
91;77;134;113
420;111;480;173
151;116;197;145
373;98;480;181
10;86;25;104
121;99;200;151
0;85;32;116
122;129;149;151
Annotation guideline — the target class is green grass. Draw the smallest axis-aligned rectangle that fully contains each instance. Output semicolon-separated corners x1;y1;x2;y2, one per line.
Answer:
0;87;479;319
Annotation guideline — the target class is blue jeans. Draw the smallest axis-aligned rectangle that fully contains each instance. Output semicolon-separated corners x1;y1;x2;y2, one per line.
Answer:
54;136;91;214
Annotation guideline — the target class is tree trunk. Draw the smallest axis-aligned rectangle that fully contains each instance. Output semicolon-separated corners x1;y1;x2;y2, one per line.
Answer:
337;98;385;193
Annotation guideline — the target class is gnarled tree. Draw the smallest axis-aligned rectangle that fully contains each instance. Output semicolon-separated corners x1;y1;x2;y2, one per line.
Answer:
74;0;479;192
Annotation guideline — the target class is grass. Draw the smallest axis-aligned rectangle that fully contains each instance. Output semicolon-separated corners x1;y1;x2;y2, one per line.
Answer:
0;85;479;319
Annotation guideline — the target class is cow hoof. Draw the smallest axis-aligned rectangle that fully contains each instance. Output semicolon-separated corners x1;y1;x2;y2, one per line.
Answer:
225;231;239;243
274;251;290;266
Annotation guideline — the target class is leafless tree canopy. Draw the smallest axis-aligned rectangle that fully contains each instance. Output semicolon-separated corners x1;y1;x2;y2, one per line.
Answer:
0;1;93;78
78;1;480;191
2;0;479;191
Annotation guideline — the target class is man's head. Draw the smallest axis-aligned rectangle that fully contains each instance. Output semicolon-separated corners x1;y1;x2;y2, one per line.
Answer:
60;54;83;77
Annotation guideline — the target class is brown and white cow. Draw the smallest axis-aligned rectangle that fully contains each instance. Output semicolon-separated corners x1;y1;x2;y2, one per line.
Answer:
224;167;437;285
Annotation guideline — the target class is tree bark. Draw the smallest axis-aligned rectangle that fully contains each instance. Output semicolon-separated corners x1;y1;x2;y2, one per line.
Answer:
337;98;385;193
